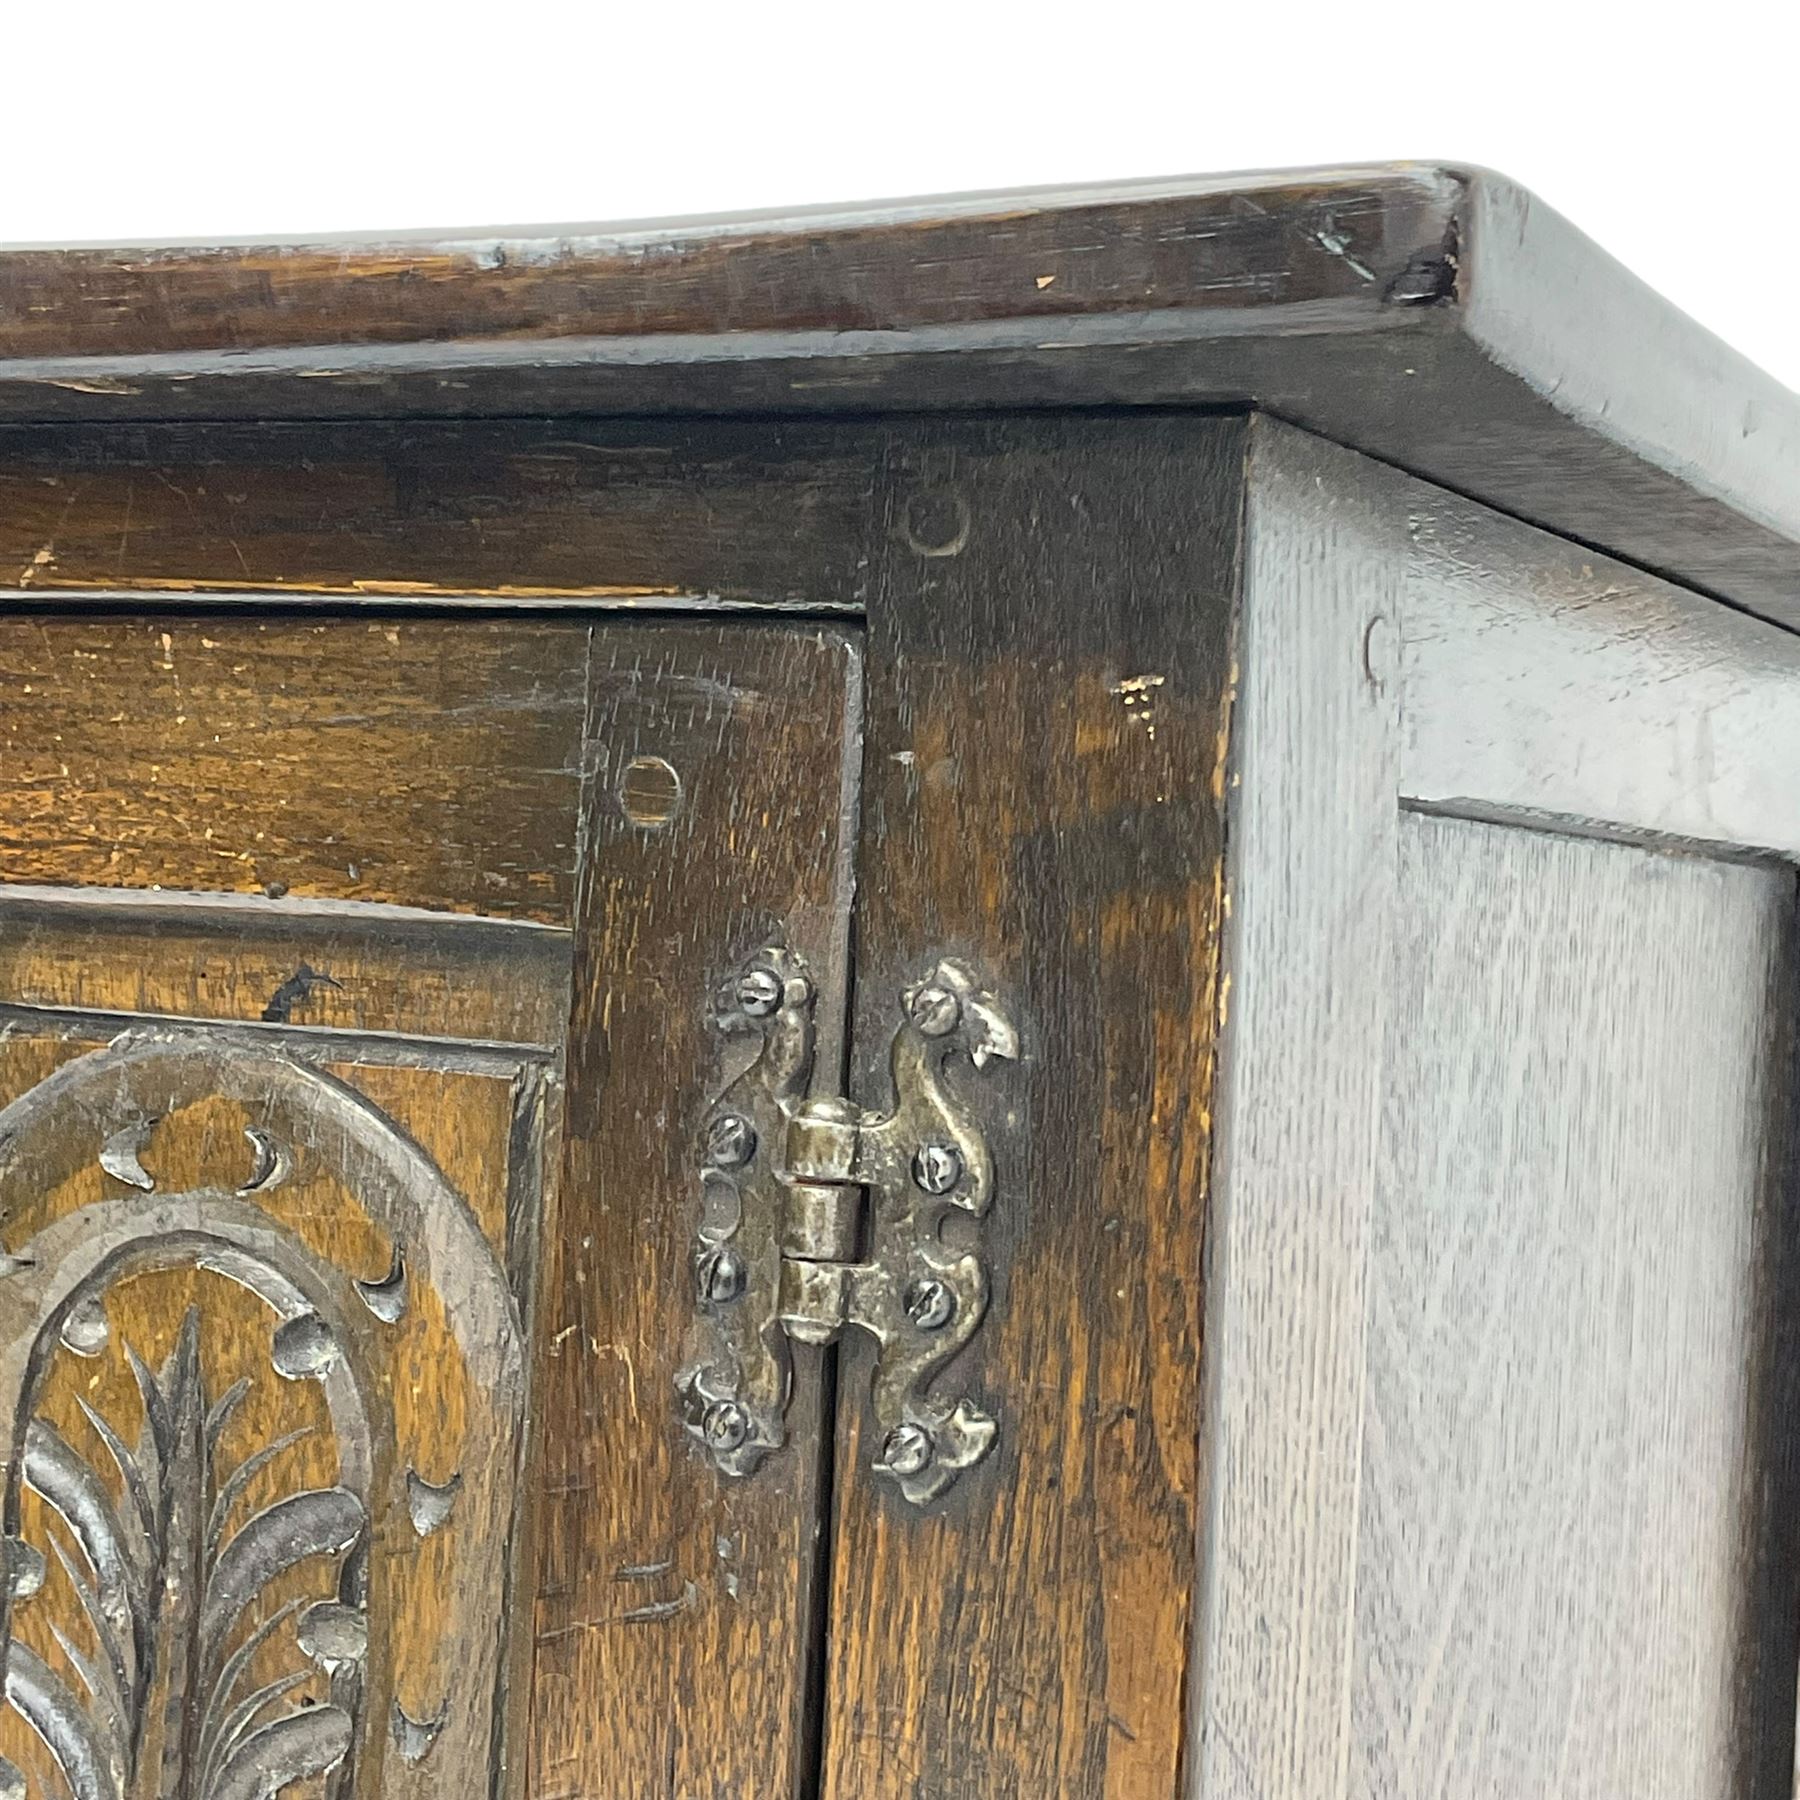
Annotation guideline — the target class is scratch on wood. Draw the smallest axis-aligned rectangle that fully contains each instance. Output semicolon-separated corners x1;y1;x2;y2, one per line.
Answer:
1312;221;1377;282
261;962;344;1023
590;1339;640;1418
619;1582;697;1626
614;1560;674;1581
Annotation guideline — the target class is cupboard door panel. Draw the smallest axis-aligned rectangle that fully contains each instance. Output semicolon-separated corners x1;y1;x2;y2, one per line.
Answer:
0;611;863;1800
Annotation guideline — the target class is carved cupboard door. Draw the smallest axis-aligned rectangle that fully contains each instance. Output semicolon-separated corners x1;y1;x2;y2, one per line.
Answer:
0;612;861;1800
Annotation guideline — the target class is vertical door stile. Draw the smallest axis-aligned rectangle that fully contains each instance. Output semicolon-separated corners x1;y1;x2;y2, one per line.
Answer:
526;621;864;1800
819;416;1246;1799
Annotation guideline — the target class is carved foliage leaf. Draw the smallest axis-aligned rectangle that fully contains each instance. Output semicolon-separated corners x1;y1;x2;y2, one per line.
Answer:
5;1306;367;1800
4;1643;117;1800
210;1709;354;1800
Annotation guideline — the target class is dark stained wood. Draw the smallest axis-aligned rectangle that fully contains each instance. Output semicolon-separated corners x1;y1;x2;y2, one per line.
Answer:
0;170;1448;359
0;420;878;606
0;168;1793;633
0;698;576;1798
1735;917;1800;1800
0;888;571;1046
0;615;587;919
818;416;1241;1798
529;624;863;1800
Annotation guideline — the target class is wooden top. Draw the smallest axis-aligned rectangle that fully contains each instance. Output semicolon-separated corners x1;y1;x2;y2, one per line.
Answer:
4;164;1796;629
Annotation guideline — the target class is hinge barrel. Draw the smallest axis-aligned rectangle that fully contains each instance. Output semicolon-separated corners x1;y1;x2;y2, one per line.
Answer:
781;1180;862;1266
778;1257;851;1345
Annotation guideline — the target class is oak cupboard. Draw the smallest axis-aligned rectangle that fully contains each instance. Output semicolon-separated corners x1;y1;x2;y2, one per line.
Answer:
0;165;1794;1799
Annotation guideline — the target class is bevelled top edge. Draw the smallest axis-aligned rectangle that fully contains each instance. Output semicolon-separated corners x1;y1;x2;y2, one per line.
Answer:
0;160;1465;260
0;163;1793;632
0;163;1465;362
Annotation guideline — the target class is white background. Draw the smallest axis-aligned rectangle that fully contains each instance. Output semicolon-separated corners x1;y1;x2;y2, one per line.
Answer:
9;1;1797;391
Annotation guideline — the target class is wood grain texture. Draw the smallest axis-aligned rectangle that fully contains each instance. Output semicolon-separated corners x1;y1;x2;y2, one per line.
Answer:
0;419;879;605
1397;474;1800;861
1188;419;1406;1800
1352;812;1797;1798
0;169;1451;360
0;167;1793;634
0;887;570;1046
820;415;1241;1799
528;624;862;1800
0;615;586;919
0;906;562;1800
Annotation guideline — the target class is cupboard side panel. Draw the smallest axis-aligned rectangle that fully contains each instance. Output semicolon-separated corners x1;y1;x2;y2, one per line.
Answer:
1186;418;1407;1800
1352;813;1795;1799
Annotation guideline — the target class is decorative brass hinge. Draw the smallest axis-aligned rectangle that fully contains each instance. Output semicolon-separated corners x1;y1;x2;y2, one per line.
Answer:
676;947;1016;1504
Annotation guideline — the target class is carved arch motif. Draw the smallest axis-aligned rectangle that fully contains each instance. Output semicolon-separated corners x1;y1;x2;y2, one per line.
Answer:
0;1033;525;1800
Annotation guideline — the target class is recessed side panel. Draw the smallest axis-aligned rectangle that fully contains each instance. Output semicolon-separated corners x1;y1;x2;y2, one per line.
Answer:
1354;813;1794;1797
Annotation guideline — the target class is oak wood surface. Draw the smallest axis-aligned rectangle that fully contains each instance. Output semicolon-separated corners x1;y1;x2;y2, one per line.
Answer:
0;1026;549;1800
0;420;879;606
1196;420;1800;1800
1;166;1793;635
0;603;875;1798
528;623;862;1800
1354;813;1797;1797
0;885;568;1798
1187;419;1407;1800
1397;483;1800;862
818;415;1240;1798
0;614;588;920
0;887;571;1047
0;170;1447;362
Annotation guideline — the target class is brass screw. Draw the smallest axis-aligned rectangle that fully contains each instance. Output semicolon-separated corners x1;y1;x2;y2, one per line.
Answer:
703;1400;750;1454
908;982;962;1037
697;1247;748;1306
911;1143;963;1194
735;968;784;1017
705;1113;757;1168
881;1424;933;1478
904;1278;955;1331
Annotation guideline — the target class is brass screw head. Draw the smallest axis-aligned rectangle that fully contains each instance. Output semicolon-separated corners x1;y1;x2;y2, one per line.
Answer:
735;968;785;1017
881;1423;933;1478
908;982;962;1037
904;1278;955;1332
697;1246;748;1306
911;1143;963;1194
702;1400;750;1454
705;1112;757;1168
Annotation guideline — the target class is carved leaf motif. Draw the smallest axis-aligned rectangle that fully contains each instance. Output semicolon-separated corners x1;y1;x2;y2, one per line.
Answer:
3;1307;367;1800
3;1644;117;1800
0;1034;527;1797
200;1488;364;1651
209;1708;353;1800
